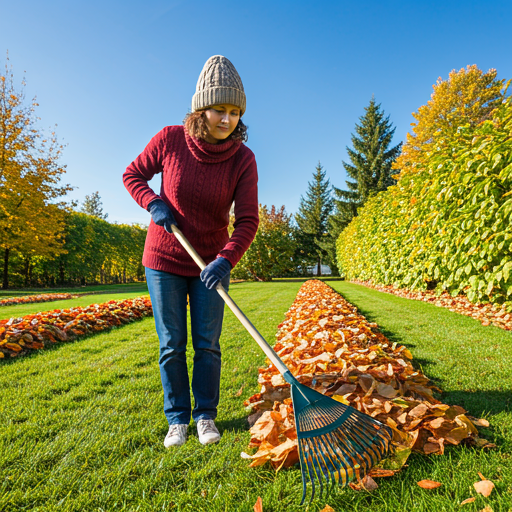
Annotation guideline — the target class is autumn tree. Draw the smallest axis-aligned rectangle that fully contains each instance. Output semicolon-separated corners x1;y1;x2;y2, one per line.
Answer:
0;56;72;288
295;163;333;276
394;65;508;175
81;191;108;219
232;205;296;281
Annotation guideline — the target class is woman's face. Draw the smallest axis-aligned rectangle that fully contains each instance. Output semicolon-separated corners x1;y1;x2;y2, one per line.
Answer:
203;104;241;143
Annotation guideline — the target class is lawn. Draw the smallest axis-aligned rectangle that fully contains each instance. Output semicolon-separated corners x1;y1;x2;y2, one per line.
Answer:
0;280;511;511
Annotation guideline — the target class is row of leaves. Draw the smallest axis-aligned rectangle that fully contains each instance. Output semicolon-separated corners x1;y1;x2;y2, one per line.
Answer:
242;280;492;488
0;293;74;307
337;97;512;308
0;296;153;359
351;279;512;330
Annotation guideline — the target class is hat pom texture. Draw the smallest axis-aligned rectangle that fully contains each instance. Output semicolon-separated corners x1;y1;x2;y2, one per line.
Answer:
192;55;246;116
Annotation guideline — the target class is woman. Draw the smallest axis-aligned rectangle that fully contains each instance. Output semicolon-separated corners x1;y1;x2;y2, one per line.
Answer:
123;55;259;447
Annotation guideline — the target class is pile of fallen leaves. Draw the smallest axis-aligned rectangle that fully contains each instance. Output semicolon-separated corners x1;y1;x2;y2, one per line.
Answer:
0;293;75;307
352;280;512;331
0;296;153;359
242;280;493;485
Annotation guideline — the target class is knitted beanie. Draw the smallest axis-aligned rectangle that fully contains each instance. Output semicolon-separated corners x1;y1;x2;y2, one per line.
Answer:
192;55;246;116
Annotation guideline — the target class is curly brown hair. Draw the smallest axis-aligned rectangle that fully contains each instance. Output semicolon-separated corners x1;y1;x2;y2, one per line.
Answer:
183;110;248;143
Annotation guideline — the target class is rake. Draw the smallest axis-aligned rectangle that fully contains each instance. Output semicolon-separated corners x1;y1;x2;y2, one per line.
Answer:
170;224;393;503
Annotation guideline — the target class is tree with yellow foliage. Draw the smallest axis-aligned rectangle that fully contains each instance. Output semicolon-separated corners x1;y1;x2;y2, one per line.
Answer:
394;65;509;176
0;57;72;288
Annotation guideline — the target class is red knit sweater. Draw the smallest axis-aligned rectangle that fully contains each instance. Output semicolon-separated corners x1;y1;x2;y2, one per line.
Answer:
123;125;259;276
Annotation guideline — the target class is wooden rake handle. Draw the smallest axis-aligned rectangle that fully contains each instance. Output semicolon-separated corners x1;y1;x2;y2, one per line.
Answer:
169;224;289;376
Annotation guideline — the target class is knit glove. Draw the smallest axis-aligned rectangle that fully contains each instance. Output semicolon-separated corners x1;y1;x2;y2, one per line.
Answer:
200;257;232;290
148;199;177;231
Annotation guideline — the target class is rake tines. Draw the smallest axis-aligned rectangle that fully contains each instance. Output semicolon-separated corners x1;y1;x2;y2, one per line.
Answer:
288;375;393;504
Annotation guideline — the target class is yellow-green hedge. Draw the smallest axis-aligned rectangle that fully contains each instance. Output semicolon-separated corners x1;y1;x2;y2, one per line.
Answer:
337;97;512;306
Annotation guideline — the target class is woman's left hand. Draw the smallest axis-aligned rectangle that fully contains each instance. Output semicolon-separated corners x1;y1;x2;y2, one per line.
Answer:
200;257;232;290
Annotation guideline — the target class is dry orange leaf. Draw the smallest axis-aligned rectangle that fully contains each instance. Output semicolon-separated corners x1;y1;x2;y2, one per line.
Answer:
368;468;398;478
349;475;379;491
253;496;263;512
460;497;476;505
417;480;442;489
319;506;335;512
474;479;495;497
471;418;490;428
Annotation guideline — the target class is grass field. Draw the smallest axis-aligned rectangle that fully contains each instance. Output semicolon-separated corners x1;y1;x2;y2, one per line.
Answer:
1;280;511;511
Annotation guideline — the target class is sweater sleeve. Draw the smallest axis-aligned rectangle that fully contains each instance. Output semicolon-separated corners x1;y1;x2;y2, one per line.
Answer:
217;152;259;267
123;128;167;210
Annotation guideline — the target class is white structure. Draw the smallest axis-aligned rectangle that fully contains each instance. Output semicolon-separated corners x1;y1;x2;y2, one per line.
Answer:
306;265;332;276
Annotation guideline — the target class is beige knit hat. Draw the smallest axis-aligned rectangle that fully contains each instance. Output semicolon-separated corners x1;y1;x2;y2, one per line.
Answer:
192;55;246;116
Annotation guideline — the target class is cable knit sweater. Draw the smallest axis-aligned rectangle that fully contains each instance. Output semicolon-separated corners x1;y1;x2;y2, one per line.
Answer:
123;125;259;276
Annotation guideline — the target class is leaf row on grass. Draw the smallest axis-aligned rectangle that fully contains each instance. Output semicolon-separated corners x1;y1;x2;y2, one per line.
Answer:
0;296;153;359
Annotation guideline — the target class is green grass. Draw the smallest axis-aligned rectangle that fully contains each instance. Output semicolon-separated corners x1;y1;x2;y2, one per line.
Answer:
1;280;511;511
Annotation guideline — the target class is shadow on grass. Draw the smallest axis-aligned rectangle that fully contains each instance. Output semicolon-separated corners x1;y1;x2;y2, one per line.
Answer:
216;415;252;433
442;389;512;417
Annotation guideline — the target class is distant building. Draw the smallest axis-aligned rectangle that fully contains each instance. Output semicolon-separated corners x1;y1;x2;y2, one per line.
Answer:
306;265;332;276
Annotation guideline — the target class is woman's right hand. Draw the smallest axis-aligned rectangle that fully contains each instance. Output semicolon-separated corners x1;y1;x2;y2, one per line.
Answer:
148;199;178;231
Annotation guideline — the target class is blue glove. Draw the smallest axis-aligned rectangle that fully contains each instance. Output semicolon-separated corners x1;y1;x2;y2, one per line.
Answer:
200;257;232;290
148;199;177;231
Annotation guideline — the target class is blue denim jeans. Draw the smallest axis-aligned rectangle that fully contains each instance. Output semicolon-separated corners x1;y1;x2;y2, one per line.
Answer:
145;267;229;425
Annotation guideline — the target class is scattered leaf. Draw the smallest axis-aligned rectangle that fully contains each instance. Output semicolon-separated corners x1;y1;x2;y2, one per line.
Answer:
235;386;244;397
460;497;476;505
349;475;378;491
417;480;442;489
368;468;398;478
471;418;490;428
474;479;494;497
253;496;263;512
319;506;335;512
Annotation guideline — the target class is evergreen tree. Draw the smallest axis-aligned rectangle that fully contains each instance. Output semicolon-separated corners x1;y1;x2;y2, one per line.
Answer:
332;97;402;232
295;162;333;276
81;191;108;220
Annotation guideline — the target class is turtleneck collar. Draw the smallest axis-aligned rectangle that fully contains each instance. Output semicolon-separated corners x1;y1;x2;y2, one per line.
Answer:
183;125;241;164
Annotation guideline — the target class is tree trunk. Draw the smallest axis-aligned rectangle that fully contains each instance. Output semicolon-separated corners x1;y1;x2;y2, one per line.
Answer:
23;257;31;287
59;259;65;285
3;248;9;289
317;257;322;277
123;268;126;284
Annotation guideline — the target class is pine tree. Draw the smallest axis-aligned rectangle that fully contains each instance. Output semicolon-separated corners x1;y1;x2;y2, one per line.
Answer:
295;162;333;276
332;97;402;232
81;191;108;220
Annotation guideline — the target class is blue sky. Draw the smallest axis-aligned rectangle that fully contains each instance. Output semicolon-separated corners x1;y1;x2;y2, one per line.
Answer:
2;0;511;225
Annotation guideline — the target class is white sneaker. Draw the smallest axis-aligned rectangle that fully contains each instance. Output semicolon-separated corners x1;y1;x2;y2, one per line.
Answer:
164;424;188;448
197;419;221;445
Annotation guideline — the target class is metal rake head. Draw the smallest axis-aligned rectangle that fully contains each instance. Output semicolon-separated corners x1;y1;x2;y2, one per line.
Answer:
289;378;393;504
